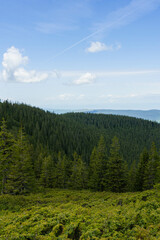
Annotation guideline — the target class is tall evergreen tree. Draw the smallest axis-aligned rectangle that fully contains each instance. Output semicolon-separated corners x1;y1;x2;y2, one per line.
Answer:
89;136;108;191
70;152;87;190
0;119;14;194
128;160;137;192
40;155;55;188
55;152;66;188
136;148;149;191
143;143;160;190
6;127;35;194
89;146;99;190
108;136;127;192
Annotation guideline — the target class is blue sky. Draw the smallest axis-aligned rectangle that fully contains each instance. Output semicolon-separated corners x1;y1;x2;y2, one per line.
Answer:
0;0;160;110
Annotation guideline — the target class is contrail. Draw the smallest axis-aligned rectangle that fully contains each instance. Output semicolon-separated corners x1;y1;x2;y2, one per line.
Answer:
50;0;160;60
50;11;135;60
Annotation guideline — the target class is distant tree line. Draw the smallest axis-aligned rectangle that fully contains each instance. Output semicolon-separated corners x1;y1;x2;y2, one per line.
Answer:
1;118;160;194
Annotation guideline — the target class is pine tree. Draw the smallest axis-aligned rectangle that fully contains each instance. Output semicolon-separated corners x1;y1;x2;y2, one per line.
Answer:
96;136;108;191
143;143;160;190
0;119;14;194
89;136;108;191
55;152;66;188
108;136;127;192
128;160;137;192
136;148;149;191
89;147;99;190
40;155;55;188
33;144;46;179
70;152;87;190
6;127;35;194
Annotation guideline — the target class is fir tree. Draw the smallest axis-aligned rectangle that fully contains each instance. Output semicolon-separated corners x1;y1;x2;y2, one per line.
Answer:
40;155;55;188
136;148;149;191
0;119;14;194
128;160;137;192
108;136;127;192
70;152;87;190
6;127;35;194
89;146;99;190
96;136;108;191
55;152;66;188
143;143;160;190
89;136;108;191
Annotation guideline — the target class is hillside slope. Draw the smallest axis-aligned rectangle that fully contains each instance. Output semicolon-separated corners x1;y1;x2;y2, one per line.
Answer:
1;101;160;165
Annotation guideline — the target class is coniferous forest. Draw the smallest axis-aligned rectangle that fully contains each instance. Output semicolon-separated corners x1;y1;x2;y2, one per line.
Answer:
1;100;160;194
1;101;160;239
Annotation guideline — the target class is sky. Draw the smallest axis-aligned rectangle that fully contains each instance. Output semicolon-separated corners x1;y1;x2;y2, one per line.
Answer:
0;0;160;110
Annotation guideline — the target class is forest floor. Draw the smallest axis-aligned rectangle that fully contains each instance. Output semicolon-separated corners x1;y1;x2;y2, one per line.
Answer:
0;188;160;239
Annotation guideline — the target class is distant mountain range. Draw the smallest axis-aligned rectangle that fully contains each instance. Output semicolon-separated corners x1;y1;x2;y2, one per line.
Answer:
49;109;160;122
85;109;160;122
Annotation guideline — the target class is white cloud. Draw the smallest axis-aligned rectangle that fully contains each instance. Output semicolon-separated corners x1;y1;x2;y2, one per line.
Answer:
86;42;121;53
2;46;28;70
73;72;96;85
1;46;48;83
86;42;111;53
13;68;48;83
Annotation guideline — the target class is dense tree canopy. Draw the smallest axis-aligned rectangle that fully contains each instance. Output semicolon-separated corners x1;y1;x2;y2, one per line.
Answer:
1;101;160;194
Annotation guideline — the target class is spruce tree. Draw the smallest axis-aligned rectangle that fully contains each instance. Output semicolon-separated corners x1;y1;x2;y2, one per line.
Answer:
96;136;108;191
89;136;108;191
6;127;35;194
136;148;149;191
0;119;14;194
108;136;127;192
143;143;159;190
40;155;55;188
55;152;66;188
70;152;87;190
89;146;99;190
128;160;137;192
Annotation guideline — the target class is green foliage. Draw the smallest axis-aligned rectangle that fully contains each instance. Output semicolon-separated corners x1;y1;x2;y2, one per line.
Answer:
1;189;160;239
128;160;137;192
89;136;108;191
6;127;35;194
107;136;127;192
1;100;160;166
40;155;55;188
143;143;160;190
70;152;88;190
0;119;15;194
54;152;67;188
136;148;150;191
1;101;160;193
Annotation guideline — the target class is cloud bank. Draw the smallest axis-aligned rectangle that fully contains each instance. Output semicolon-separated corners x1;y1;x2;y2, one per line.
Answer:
1;46;48;83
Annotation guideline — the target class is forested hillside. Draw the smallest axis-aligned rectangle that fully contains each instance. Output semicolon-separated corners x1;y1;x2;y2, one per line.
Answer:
1;100;160;165
1;100;160;194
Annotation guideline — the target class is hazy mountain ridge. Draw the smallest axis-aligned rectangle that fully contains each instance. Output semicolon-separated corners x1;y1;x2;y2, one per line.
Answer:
48;109;160;122
87;109;160;122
